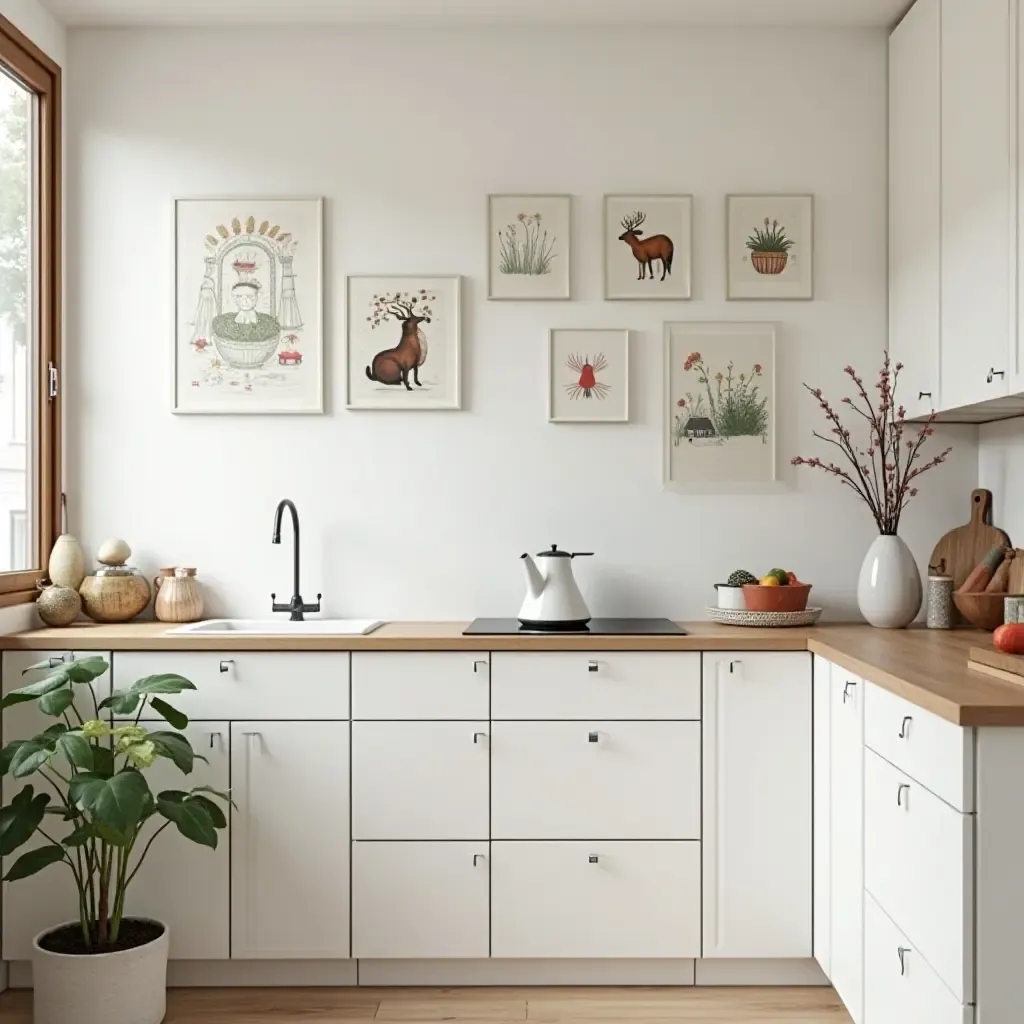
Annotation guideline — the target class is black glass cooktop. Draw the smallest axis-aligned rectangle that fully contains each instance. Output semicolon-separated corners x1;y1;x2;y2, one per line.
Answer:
463;618;686;636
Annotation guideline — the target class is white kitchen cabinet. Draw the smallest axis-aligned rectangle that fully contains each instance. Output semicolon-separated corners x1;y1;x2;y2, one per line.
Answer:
812;657;831;977
230;720;350;958
352;721;489;840
1;651;111;961
127;723;229;959
939;0;1014;410
351;652;489;720
889;0;941;418
352;841;489;958
701;652;812;959
830;668;865;1024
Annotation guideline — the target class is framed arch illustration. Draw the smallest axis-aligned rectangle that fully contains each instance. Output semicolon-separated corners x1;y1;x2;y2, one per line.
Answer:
173;197;323;414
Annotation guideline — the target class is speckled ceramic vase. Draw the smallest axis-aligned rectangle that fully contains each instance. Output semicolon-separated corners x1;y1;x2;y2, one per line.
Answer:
857;534;922;629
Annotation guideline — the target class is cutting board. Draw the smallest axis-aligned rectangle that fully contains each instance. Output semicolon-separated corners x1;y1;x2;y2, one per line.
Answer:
929;489;1010;592
969;646;1024;687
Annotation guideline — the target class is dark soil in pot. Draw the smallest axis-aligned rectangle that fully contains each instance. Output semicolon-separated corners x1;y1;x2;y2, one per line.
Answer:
38;919;164;956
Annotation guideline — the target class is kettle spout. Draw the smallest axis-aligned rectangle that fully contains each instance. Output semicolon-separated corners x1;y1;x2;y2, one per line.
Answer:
521;553;545;600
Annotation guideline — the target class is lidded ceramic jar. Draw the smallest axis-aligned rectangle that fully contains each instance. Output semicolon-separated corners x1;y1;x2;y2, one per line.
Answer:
79;543;151;623
154;567;203;624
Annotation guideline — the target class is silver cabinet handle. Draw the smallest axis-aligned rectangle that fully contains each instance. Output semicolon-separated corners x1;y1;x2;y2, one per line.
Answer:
843;681;856;703
209;731;223;749
473;659;488;674
898;715;912;739
587;660;599;673
898;946;911;975
897;783;910;808
473;853;486;866
219;660;234;674
588;731;600;743
588;854;599;864
473;731;488;744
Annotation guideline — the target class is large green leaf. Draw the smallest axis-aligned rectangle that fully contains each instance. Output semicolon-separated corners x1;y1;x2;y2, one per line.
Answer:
91;746;115;779
56;732;93;771
187;793;226;829
38;687;75;717
0;786;50;855
63;824;94;848
4;844;66;881
2;672;71;709
23;658;69;674
148;697;188;730
129;674;196;696
97;690;141;715
70;771;151;838
63;657;109;684
0;741;25;777
148;732;203;775
191;784;237;810
157;790;217;849
10;741;53;778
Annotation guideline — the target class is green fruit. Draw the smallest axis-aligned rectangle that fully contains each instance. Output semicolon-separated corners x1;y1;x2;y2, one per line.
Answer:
768;568;789;586
727;569;758;587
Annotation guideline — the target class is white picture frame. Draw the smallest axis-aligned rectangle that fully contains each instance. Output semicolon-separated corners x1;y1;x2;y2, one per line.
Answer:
548;329;629;423
173;197;323;414
727;194;814;300
346;275;462;410
488;194;571;300
604;194;693;300
664;321;777;489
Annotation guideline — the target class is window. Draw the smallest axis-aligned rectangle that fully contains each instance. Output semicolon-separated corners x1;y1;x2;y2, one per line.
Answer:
0;16;60;598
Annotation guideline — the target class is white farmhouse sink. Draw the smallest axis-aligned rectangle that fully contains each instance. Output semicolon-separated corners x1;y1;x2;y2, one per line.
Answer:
169;618;384;637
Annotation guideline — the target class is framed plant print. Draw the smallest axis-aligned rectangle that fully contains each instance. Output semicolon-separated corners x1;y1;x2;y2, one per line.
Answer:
604;195;692;300
548;329;629;423
346;276;461;410
727;194;813;300
488;194;571;300
173;197;323;414
664;321;777;488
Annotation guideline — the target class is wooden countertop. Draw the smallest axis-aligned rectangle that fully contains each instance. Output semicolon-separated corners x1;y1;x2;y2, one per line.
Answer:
2;621;1022;728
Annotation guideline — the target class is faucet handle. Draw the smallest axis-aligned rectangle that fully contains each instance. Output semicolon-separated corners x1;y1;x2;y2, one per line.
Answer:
302;593;322;613
271;592;291;613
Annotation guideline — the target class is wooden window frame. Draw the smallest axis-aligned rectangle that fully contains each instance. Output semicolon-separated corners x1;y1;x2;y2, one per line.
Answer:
0;16;61;607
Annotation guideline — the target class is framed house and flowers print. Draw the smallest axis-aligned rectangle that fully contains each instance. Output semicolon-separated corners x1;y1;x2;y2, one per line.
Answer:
604;195;692;300
173;197;324;414
664;321;777;489
488;195;571;300
548;329;629;423
726;194;813;300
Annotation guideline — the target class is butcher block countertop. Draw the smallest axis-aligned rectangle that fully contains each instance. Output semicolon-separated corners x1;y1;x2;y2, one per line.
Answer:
1;621;1022;727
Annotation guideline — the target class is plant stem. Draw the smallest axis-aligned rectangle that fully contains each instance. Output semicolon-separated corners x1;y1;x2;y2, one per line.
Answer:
125;820;170;888
97;842;111;949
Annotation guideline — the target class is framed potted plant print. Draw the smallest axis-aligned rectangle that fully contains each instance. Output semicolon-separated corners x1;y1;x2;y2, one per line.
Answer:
726;194;813;300
173;197;324;414
548;329;629;423
346;275;461;410
604;195;692;300
488;194;571;300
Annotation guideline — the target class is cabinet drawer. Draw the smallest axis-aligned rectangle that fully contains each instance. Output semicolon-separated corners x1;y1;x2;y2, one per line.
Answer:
113;652;348;720
491;652;699;719
491;841;700;958
864;748;972;1002
352;842;489;958
352;722;489;839
865;893;972;1024
864;682;972;811
352;652;489;720
492;721;699;839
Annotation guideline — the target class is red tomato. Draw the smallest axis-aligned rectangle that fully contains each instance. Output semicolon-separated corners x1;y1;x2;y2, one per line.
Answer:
787;571;799;585
993;623;1024;655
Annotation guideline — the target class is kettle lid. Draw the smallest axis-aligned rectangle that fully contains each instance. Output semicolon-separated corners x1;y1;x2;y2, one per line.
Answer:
536;544;593;559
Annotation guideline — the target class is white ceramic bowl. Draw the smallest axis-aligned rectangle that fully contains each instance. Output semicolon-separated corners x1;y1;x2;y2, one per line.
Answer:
716;584;747;610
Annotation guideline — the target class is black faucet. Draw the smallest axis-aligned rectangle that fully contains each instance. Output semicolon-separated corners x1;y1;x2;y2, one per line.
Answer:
271;499;321;621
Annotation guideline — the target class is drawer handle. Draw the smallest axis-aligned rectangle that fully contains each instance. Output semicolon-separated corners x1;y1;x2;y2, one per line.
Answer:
473;854;486;866
843;681;856;703
219;660;234;674
898;946;911;975
898;715;912;739
897;783;910;808
473;659;488;674
729;659;742;674
209;731;223;749
588;731;600;743
918;391;931;400
48;655;68;668
473;731;488;745
588;855;599;864
988;368;1006;383
588;660;599;673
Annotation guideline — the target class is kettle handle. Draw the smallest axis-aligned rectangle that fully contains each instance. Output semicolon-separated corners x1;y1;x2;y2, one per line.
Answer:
570;552;594;558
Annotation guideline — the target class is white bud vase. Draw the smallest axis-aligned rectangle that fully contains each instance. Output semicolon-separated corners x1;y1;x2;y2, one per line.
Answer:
857;534;922;628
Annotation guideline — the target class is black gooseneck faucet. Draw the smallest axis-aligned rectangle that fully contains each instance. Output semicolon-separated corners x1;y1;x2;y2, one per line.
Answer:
271;499;321;621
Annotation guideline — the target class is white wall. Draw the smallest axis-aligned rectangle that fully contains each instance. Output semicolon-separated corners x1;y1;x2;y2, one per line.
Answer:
65;25;978;621
0;0;64;64
979;421;1024;543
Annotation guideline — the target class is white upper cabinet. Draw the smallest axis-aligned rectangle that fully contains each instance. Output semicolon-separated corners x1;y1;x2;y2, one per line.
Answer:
889;0;941;418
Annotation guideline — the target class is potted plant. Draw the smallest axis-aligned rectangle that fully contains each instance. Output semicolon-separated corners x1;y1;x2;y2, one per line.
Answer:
746;217;794;275
0;656;230;1024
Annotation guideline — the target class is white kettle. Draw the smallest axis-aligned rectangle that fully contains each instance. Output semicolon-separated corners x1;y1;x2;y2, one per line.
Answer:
519;545;593;630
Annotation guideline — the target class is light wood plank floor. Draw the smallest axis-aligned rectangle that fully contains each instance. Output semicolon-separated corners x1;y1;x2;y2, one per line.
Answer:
0;986;852;1022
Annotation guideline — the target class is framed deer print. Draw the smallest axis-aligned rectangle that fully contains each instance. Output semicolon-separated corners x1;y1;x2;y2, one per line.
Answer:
488;194;571;300
604;195;692;300
173;197;324;414
727;194;814;300
346;276;461;410
548;329;629;423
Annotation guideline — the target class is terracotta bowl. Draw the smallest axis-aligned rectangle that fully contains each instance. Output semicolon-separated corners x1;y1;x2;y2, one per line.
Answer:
953;591;1008;631
743;583;812;613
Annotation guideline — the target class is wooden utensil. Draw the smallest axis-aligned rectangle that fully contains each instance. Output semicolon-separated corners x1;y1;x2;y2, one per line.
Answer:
929;488;1010;593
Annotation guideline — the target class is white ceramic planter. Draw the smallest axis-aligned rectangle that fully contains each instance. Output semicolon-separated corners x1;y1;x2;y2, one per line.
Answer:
857;534;922;628
32;920;169;1024
715;585;747;610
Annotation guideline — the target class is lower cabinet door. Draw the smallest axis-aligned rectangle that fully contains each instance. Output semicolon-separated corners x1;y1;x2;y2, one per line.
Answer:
231;721;350;958
491;841;701;958
864;894;972;1024
352;841;489;958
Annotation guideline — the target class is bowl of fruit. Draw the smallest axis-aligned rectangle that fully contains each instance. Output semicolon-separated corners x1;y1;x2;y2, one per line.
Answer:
742;569;812;613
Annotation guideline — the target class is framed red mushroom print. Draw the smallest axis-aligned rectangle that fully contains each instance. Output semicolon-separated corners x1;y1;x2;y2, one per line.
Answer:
548;329;629;423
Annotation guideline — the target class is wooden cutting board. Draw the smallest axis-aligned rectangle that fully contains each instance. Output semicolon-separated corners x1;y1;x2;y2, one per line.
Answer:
929;489;1010;591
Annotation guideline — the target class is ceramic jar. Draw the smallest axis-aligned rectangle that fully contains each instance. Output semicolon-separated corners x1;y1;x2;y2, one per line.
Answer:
36;579;81;627
857;534;923;628
80;566;151;623
154;568;203;624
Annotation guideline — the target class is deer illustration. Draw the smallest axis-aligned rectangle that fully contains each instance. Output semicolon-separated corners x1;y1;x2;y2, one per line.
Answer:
365;300;430;390
618;210;674;281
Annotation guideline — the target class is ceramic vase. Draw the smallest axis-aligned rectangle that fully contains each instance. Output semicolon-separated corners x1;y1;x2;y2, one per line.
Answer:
857;534;922;628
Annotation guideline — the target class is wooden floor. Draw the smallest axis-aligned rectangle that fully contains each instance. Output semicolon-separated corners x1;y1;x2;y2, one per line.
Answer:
0;986;851;1022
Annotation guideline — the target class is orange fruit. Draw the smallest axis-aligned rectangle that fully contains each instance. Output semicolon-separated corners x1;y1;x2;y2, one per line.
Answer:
760;575;781;587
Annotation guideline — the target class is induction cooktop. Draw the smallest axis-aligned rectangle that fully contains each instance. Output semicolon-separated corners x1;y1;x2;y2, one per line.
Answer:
463;618;686;636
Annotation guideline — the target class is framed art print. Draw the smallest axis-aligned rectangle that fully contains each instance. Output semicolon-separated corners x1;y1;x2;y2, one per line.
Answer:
548;329;629;423
346;276;461;410
604;194;692;300
173;197;324;414
488;194;571;300
727;194;813;300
